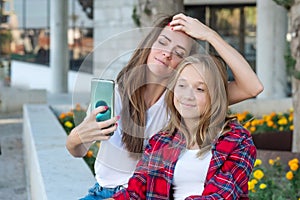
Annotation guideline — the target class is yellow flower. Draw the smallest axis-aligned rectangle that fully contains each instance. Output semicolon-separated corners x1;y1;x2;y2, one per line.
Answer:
288;158;299;167
251;179;258;185
244;121;251;128
259;183;267;189
250;126;256;133
278;117;288;125
254;159;262;167
286;171;294;180
269;159;274;165
248;181;255;190
64;121;73;128
96;142;101;148
290;125;294;131
253;169;264;180
290;163;299;171
279;126;284;131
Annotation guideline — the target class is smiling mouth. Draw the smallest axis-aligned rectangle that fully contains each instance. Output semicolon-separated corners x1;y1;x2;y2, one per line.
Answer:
155;57;167;66
180;102;196;107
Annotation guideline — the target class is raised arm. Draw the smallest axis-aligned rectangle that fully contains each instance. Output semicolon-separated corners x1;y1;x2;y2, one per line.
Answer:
170;13;264;105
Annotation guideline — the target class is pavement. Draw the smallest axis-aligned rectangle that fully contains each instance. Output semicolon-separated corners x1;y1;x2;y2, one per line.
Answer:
0;86;89;200
0;111;27;200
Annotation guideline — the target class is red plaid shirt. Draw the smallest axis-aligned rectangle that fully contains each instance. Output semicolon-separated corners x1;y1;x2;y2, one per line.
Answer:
113;122;256;200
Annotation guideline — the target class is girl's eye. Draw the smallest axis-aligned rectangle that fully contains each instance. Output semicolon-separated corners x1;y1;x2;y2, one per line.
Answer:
196;87;205;92
176;83;186;88
174;50;185;58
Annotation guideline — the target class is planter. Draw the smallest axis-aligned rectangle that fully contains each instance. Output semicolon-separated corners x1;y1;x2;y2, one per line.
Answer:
251;131;292;151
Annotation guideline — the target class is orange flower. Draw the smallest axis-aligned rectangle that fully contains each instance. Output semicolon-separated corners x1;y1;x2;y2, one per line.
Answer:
59;113;66;119
86;150;93;158
286;171;293;180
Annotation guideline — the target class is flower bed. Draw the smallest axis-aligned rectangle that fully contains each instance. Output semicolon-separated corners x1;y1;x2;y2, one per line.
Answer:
57;104;98;175
234;109;294;151
249;157;300;199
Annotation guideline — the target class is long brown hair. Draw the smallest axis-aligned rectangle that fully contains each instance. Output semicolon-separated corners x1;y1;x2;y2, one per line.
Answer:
116;15;199;157
164;54;234;156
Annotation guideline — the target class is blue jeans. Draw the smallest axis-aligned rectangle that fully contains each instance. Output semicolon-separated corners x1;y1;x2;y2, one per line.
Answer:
79;183;123;200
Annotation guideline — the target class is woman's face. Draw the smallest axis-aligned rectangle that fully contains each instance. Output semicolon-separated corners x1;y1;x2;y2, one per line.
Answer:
147;26;194;79
173;64;209;121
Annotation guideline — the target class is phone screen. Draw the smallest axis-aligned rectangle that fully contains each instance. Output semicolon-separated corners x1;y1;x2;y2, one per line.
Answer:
90;78;115;122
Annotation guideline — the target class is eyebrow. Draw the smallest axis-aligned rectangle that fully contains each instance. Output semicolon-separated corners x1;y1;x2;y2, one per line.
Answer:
160;35;187;52
177;78;205;85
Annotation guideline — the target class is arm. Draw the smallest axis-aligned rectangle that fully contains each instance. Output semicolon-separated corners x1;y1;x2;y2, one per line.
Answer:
185;126;257;199
66;105;118;157
171;13;264;105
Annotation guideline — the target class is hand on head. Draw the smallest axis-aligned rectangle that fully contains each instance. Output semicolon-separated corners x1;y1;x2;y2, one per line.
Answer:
170;13;213;41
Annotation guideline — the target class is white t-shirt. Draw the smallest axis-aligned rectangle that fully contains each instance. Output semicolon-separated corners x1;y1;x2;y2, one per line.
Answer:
95;86;169;187
172;150;212;200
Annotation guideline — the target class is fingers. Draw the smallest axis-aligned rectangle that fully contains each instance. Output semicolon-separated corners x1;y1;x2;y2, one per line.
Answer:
172;13;188;21
91;105;109;116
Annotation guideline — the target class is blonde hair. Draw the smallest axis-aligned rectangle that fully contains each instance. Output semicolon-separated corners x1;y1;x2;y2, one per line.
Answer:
116;15;199;157
164;54;235;156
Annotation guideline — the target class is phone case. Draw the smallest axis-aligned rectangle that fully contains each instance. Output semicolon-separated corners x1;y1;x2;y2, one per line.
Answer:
90;78;115;122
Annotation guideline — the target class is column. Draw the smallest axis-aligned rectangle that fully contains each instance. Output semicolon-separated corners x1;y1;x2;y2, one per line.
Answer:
50;0;68;93
256;0;288;98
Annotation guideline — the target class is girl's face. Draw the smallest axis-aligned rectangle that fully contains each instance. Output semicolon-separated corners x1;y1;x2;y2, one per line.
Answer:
147;26;193;79
173;64;209;120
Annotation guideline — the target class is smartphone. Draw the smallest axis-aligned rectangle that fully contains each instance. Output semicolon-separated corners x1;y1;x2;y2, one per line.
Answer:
90;78;115;122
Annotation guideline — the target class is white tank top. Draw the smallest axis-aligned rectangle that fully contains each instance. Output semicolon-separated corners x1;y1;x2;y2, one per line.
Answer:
172;149;212;199
95;87;169;187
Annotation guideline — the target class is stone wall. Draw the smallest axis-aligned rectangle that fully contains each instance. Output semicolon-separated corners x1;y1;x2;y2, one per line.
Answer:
93;0;146;79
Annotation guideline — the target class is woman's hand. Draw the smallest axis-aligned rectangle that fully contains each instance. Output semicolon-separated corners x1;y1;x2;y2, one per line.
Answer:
75;105;119;143
66;105;119;157
170;13;214;41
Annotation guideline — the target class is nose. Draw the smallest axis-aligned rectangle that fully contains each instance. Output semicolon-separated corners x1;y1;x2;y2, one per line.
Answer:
162;49;172;59
183;87;195;100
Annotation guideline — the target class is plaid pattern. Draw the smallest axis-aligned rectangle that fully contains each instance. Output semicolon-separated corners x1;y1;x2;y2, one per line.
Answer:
113;122;256;200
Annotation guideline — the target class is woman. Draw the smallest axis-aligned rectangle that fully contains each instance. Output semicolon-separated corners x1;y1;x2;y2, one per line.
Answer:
112;54;256;199
66;13;262;199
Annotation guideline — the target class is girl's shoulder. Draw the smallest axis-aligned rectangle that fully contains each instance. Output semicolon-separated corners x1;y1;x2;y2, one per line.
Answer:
216;121;253;147
226;121;251;138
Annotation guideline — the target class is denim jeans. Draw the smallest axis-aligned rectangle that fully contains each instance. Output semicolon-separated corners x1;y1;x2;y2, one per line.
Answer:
79;182;123;200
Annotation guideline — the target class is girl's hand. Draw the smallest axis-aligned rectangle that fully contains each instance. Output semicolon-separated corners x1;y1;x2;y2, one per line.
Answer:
73;105;119;144
170;13;215;41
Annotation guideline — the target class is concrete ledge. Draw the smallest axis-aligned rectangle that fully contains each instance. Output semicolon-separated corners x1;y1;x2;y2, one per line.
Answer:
229;97;292;116
0;86;47;113
23;104;95;200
